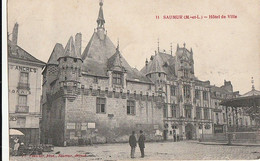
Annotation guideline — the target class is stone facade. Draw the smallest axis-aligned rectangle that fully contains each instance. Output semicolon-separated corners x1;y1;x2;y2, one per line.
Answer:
41;2;255;146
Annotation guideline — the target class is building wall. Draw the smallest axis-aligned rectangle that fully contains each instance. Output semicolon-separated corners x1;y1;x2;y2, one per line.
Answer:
8;60;43;145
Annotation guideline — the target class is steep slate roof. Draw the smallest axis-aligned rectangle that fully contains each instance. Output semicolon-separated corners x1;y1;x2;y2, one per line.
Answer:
8;40;45;65
81;31;116;63
47;43;64;65
82;45;152;83
140;51;176;80
107;47;125;72
63;36;81;59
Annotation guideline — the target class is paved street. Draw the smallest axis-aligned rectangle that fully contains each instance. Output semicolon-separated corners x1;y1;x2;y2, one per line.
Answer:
10;141;260;160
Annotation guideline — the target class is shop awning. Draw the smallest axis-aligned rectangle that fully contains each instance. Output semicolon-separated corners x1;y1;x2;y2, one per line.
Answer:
9;129;24;136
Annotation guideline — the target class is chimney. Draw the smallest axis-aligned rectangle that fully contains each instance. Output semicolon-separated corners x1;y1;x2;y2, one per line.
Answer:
12;23;19;45
75;33;82;56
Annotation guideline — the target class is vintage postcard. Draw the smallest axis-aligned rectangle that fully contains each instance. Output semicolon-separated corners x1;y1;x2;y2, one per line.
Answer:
3;0;260;160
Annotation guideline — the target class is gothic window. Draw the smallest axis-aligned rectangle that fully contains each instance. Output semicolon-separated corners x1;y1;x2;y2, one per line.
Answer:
170;85;176;96
112;72;122;85
171;105;176;118
204;108;209;119
127;100;135;115
184;107;191;118
184;69;189;78
96;97;106;113
196;107;201;119
203;91;208;100
195;90;200;99
158;73;161;77
183;85;191;98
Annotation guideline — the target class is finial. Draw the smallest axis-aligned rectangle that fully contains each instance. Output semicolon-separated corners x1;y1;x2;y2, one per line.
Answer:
177;44;179;50
157;38;160;52
183;42;186;48
190;47;193;53
251;77;255;90
99;0;103;6
170;43;172;55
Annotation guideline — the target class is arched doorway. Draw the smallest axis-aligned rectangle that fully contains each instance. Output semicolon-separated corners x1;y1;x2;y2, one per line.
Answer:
185;123;194;140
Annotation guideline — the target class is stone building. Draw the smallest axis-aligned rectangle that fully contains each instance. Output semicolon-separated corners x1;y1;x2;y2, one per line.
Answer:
210;81;256;133
41;2;254;145
41;2;164;146
140;44;213;140
8;23;45;145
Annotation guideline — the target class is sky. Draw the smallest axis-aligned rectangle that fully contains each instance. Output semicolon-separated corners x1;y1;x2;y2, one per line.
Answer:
7;0;260;94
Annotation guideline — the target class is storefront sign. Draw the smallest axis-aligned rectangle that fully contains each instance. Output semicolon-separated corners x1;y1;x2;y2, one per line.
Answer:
9;65;37;73
88;123;95;129
9;89;31;94
214;124;224;133
66;123;75;129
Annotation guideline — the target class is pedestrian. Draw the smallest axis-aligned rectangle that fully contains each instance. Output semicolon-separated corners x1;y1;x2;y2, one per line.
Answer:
129;131;137;158
13;137;20;156
138;130;145;158
173;132;176;142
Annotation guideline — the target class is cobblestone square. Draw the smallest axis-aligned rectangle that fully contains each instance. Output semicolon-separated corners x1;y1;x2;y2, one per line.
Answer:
10;141;260;160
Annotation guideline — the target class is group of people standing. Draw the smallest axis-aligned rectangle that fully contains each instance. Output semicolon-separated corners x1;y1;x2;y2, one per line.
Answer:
129;130;145;158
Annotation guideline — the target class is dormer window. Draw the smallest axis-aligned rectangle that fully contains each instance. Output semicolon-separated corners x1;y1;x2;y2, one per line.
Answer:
64;58;67;62
158;73;161;77
74;58;77;62
112;72;122;85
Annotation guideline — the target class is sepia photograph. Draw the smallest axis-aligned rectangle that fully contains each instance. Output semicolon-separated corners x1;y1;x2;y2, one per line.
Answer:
3;0;260;160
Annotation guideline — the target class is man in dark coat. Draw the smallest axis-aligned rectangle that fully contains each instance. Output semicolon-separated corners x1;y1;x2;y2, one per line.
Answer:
129;131;137;158
138;130;145;158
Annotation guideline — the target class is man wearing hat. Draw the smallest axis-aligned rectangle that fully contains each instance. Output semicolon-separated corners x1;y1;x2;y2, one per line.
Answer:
138;130;145;158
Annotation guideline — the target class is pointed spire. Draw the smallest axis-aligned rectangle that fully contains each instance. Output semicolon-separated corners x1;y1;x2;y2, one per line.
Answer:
64;36;76;57
97;0;105;29
117;38;119;51
190;47;193;53
157;38;160;52
177;44;179;51
183;42;186;48
63;36;81;60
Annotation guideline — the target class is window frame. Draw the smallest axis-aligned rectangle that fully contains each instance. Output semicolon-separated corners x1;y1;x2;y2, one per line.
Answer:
18;95;27;106
127;100;136;115
170;85;176;96
96;97;106;114
112;72;122;85
19;72;29;84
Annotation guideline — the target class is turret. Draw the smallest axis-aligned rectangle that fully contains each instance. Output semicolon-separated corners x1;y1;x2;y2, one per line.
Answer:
58;36;83;82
